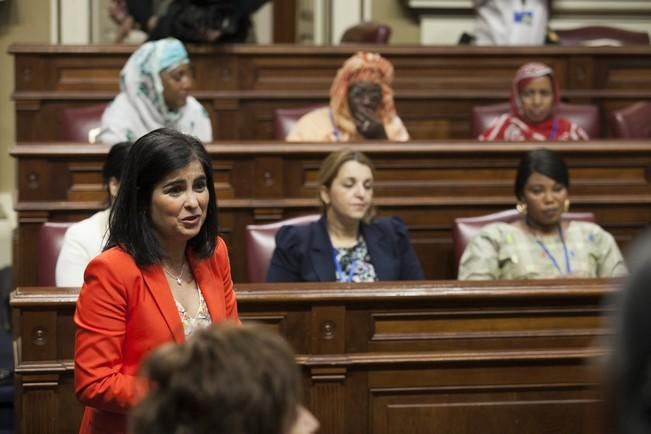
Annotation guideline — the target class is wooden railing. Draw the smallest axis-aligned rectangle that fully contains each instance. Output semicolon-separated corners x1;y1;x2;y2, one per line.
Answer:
11;141;651;284
11;278;619;434
10;44;651;140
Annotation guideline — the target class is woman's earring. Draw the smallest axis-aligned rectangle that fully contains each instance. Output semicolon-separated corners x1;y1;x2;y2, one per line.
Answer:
516;202;527;214
563;198;570;213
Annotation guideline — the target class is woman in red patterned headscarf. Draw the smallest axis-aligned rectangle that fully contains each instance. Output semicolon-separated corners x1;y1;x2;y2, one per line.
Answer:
286;51;409;142
479;62;588;141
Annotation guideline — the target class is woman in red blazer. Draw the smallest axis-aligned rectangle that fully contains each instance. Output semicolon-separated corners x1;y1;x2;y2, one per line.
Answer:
74;128;239;434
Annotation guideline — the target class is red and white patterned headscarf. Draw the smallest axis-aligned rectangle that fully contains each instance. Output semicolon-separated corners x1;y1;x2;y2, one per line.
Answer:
510;62;560;121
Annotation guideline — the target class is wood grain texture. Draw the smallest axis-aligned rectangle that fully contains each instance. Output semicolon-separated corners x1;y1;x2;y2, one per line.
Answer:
10;141;651;285
11;279;616;434
10;44;651;140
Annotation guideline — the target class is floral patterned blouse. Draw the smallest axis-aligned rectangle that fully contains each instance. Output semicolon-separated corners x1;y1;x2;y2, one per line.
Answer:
333;239;378;282
174;284;212;338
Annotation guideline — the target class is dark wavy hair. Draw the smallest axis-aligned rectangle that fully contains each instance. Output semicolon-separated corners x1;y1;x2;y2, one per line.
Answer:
514;148;570;200
130;324;303;434
106;128;218;265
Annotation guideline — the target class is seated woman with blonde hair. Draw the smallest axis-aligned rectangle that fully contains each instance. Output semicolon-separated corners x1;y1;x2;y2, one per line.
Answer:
286;52;409;142
267;148;423;282
479;62;589;142
459;148;626;280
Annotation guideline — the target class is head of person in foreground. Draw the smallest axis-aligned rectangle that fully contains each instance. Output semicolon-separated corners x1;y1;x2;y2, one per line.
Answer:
130;323;320;434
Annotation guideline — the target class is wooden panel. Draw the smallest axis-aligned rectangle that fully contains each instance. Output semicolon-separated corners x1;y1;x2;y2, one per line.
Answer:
10;141;651;285
10;44;651;140
10;280;615;434
369;378;600;434
12;142;651;285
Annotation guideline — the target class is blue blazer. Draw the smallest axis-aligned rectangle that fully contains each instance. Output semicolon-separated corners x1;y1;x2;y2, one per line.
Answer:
266;216;424;282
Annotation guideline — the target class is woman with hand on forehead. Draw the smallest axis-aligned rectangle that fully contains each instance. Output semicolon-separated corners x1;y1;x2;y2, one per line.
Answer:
286;51;410;142
459;148;626;280
266;148;423;282
96;37;212;145
479;62;588;142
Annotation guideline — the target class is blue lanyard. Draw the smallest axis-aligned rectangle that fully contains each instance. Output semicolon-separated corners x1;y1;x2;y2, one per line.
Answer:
532;223;572;275
328;109;341;142
333;248;357;282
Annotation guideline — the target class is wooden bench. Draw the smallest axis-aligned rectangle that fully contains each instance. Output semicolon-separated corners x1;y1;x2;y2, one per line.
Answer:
10;44;651;140
11;278;618;434
11;141;651;284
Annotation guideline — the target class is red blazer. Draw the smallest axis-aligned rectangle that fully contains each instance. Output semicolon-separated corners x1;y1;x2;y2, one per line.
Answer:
74;238;239;434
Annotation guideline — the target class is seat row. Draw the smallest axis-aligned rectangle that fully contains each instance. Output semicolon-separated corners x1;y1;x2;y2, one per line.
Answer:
59;100;651;143
37;209;596;285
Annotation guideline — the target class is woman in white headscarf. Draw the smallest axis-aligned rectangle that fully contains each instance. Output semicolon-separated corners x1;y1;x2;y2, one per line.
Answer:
96;37;212;145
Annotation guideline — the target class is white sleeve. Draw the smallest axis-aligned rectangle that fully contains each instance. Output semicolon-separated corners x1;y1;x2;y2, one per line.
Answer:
55;225;92;287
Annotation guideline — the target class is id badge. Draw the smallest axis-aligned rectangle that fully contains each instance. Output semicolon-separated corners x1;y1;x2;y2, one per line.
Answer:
513;10;534;25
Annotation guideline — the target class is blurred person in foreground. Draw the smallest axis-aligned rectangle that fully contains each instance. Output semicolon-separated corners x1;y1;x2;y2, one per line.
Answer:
611;229;651;434
131;323;319;434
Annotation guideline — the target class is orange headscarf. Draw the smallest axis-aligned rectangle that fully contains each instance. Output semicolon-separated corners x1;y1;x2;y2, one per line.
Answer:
329;52;397;138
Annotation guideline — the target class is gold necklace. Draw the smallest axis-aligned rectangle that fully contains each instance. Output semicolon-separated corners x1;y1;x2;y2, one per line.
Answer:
163;262;186;286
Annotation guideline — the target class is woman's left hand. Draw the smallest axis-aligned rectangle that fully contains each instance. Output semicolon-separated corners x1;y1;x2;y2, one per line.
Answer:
353;107;387;139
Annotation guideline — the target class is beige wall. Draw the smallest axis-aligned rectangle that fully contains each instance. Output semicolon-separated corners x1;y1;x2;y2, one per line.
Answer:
0;0;51;266
371;1;420;44
0;0;50;191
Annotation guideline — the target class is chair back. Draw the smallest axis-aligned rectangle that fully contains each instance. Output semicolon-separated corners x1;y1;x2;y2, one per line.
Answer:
340;22;392;44
245;214;320;282
37;222;74;286
609;101;651;139
59;104;106;142
554;26;650;46
471;102;600;139
452;209;596;275
272;105;327;140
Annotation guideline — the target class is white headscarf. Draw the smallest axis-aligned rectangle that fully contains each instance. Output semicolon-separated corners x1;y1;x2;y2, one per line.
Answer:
96;38;212;145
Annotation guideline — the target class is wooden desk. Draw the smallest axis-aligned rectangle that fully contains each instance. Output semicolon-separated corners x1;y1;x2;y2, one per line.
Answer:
11;279;617;434
11;141;651;285
10;44;651;140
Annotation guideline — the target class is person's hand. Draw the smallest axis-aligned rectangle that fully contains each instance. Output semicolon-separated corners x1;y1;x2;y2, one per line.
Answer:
352;106;387;139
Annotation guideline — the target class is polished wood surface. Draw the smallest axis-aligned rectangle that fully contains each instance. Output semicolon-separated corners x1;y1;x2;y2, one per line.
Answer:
10;141;651;285
10;44;651;140
11;279;617;434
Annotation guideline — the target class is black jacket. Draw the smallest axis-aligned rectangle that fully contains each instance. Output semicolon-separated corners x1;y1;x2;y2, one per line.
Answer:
266;216;424;282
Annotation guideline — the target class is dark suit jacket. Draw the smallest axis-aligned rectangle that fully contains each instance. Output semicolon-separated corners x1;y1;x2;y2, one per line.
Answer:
266;216;424;282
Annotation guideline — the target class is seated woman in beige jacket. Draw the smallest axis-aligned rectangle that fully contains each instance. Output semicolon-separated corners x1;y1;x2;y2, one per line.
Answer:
287;51;409;142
